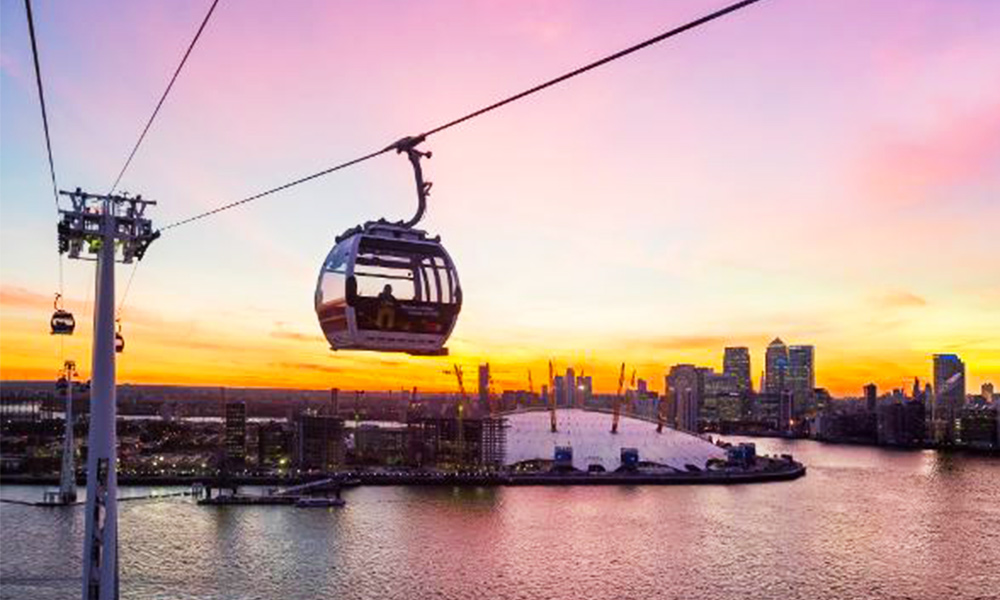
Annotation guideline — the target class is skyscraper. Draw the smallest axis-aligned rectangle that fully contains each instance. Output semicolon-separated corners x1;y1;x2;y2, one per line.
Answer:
565;368;576;408
667;364;704;433
787;345;815;414
553;375;566;408
933;354;965;443
764;338;789;395
723;347;752;394
703;370;738;424
578;376;593;407
224;399;247;472
864;383;878;413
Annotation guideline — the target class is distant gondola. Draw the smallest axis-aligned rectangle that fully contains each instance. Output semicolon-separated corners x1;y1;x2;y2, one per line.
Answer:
115;319;125;353
315;136;461;356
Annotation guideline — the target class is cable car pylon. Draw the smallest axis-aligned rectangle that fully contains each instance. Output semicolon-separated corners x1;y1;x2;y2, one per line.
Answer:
58;188;157;600
58;360;78;504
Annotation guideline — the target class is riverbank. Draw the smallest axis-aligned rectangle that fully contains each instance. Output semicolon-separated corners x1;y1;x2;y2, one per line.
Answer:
2;460;805;490
722;432;1000;456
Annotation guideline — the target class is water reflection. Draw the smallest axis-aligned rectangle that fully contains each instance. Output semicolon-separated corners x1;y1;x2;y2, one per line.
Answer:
2;440;998;600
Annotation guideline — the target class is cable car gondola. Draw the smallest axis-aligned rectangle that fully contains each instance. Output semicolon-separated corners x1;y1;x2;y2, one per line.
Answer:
115;319;125;354
50;293;75;335
315;137;461;356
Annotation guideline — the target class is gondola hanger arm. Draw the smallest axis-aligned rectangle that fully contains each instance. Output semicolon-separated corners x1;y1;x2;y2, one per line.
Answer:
387;135;433;229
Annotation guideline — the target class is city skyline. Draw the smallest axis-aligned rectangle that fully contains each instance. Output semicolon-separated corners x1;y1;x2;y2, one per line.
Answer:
2;0;999;395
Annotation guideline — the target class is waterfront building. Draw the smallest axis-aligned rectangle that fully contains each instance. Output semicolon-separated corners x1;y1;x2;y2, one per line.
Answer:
295;413;345;472
703;371;738;425
553;376;566;408
662;375;676;425
224;400;247;472
566;368;577;408
958;407;999;449
864;383;877;413
900;400;927;446
407;417;506;468
814;387;832;414
578;376;594;407
779;390;794;433
330;388;340;416
723;346;752;394
478;364;490;413
933;354;966;443
667;364;704;432
716;393;743;422
257;421;292;470
764;338;789;395
753;392;783;430
788;345;815;415
876;400;926;447
354;423;409;465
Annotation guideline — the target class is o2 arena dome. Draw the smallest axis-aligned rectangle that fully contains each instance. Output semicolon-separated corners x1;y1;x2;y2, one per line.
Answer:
504;409;725;471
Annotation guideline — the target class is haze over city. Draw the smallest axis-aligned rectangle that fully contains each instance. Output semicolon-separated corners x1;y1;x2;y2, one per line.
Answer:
2;0;998;394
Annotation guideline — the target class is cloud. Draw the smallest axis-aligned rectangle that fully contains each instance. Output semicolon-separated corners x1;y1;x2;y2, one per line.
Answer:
0;287;53;311
874;290;928;309
270;329;324;343
630;335;732;351
273;361;343;374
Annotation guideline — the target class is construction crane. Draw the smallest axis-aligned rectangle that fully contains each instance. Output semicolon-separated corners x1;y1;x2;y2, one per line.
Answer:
628;368;637;417
548;360;558;432
611;362;626;434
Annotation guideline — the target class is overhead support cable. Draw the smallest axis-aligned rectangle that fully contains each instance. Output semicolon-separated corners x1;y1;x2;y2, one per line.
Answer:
108;0;221;195
159;147;391;231
109;0;220;323
24;0;60;210
159;0;764;231
24;0;66;299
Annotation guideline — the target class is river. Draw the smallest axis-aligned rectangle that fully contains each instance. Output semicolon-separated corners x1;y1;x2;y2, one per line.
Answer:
2;438;998;600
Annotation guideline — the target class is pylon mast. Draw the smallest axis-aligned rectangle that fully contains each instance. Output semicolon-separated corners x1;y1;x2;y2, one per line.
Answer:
548;360;557;433
58;360;78;504
58;188;157;600
611;363;626;434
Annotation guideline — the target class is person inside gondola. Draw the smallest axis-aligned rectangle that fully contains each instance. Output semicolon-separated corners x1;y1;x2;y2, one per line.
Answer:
376;284;397;330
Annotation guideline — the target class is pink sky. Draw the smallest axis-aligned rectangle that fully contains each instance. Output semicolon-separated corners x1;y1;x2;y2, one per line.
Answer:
1;0;998;394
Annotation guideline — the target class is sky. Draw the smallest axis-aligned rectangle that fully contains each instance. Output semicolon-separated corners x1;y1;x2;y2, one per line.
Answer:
1;0;998;396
